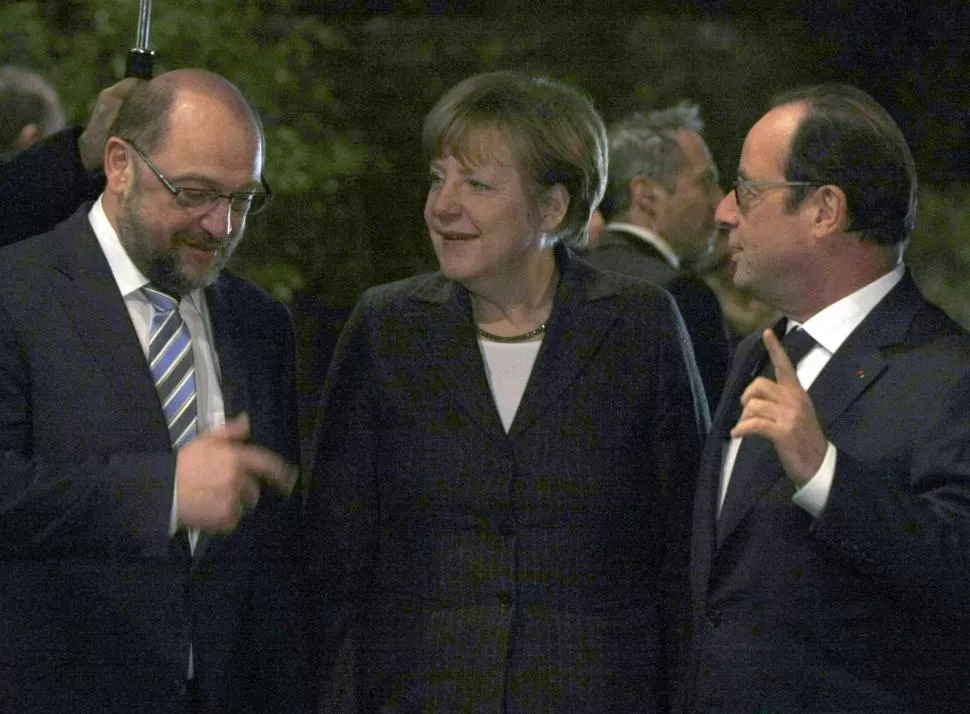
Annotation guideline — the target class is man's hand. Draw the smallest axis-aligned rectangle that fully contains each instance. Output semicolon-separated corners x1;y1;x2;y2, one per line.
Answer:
78;77;143;173
730;328;828;486
175;412;298;534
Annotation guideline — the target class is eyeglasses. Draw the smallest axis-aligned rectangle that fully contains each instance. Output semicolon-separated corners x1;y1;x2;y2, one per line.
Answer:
732;176;821;212
124;140;273;217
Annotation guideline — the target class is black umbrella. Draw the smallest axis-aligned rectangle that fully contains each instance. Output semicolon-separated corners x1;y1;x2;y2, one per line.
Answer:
125;0;155;79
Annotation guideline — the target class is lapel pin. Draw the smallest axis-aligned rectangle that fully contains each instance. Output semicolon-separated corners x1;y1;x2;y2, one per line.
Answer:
857;369;865;378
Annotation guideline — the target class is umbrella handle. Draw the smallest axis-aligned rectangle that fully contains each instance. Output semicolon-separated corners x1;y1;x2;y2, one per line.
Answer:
125;47;155;79
125;0;154;79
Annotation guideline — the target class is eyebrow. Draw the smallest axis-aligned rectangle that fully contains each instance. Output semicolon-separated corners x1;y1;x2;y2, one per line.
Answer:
168;173;263;192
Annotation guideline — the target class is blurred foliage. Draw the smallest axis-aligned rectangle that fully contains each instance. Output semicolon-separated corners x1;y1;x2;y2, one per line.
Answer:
1;0;967;329
909;185;970;329
3;0;968;453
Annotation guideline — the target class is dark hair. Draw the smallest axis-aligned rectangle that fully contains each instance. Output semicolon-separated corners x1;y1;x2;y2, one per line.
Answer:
772;84;917;246
0;65;65;151
602;101;705;220
422;70;607;249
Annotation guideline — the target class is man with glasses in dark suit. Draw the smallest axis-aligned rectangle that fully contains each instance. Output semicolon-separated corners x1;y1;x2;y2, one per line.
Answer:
0;68;309;713
682;84;970;712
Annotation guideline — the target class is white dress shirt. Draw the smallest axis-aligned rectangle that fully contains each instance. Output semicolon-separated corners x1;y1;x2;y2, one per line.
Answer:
718;265;905;518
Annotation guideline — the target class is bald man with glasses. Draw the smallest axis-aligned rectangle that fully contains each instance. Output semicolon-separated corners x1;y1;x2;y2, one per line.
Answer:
0;69;309;713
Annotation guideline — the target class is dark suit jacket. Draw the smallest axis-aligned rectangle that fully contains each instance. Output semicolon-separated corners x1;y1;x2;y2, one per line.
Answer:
0;206;309;713
0;127;103;247
684;273;970;712
308;245;708;712
584;228;732;409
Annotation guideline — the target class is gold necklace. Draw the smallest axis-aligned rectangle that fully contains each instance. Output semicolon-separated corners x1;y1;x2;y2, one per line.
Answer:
476;322;547;343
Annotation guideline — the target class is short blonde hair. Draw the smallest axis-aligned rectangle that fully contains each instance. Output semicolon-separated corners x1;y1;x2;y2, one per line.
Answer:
422;71;607;250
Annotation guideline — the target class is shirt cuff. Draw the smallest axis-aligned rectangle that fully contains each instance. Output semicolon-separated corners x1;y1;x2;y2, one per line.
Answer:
792;441;837;518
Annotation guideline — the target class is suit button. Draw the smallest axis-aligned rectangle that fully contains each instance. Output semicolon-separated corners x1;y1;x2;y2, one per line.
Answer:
706;607;721;627
498;591;513;609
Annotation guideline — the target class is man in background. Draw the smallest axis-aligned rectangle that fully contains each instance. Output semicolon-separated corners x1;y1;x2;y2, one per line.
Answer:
0;72;139;245
586;102;732;406
0;65;65;160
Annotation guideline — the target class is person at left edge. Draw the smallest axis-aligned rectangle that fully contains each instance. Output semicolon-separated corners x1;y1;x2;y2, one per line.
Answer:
0;65;66;162
0;75;141;246
0;69;309;713
308;70;708;712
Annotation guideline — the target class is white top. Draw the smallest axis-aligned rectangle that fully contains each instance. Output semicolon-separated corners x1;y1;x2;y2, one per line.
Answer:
478;337;543;432
718;265;906;517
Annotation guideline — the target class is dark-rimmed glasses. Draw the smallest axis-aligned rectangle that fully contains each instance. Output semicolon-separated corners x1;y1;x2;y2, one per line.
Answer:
124;140;274;217
733;176;821;212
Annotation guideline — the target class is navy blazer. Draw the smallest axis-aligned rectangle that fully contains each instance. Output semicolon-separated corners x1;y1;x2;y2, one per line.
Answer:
584;228;732;410
308;245;708;712
684;273;970;712
0;205;309;713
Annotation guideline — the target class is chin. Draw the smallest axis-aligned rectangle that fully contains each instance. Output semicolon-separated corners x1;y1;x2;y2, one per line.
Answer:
435;254;478;283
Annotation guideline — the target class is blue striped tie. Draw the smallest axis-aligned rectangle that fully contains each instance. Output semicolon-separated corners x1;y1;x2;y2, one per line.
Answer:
143;286;199;449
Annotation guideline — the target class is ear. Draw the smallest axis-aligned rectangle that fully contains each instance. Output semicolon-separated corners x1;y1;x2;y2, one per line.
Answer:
103;137;133;196
630;176;665;222
810;184;850;236
539;183;570;233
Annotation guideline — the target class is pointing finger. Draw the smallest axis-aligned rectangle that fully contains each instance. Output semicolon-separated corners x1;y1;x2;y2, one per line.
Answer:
763;328;799;384
238;444;298;497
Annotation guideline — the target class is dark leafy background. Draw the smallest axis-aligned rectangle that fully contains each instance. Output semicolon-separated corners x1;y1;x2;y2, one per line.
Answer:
3;0;968;448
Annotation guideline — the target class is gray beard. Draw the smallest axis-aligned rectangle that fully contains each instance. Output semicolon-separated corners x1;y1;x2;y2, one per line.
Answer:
116;191;237;296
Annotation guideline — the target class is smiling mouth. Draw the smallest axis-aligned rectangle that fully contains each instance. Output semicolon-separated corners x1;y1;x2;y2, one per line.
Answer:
439;231;477;241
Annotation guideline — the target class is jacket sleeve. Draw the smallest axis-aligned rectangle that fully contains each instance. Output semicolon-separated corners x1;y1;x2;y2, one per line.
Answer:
812;366;970;626
0;126;105;247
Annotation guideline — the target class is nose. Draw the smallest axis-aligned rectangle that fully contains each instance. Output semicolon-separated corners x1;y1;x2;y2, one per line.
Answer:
715;188;738;229
198;197;237;239
428;180;461;220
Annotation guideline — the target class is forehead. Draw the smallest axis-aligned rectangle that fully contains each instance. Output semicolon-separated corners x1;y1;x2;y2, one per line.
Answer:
435;127;522;173
156;91;262;179
739;102;806;178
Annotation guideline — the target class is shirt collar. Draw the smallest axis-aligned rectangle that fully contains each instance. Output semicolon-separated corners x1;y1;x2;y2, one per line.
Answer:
793;264;905;354
88;195;204;307
603;222;680;269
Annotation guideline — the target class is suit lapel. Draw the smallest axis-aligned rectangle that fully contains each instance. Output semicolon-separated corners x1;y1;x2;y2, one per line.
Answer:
691;329;771;593
508;249;615;439
192;278;249;564
803;275;927;430
404;277;507;439
204;279;250;419
48;212;169;442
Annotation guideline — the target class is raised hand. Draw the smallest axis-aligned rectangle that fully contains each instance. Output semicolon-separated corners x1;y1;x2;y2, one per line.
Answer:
79;77;143;173
730;328;828;486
